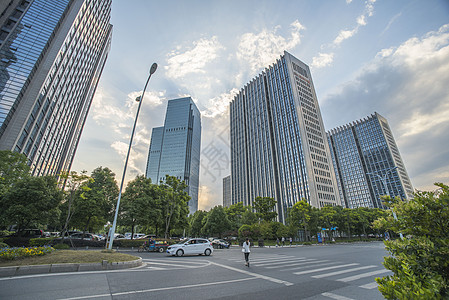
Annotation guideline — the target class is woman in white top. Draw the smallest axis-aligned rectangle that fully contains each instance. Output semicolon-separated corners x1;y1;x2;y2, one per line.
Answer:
242;238;251;267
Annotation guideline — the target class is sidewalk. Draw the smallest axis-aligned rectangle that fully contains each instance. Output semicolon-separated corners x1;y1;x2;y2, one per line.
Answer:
0;257;142;277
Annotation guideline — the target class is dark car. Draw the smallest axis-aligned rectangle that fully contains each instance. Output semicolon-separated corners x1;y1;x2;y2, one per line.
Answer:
211;239;230;249
11;229;44;238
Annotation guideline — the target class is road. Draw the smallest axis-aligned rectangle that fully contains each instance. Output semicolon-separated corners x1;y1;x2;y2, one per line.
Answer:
0;241;390;299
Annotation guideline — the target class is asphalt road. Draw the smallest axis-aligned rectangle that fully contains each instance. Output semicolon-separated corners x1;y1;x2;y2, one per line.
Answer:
0;241;391;300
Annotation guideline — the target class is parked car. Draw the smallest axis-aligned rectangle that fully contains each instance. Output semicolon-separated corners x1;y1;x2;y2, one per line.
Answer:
69;233;98;241
10;229;44;238
166;238;213;257
211;239;230;249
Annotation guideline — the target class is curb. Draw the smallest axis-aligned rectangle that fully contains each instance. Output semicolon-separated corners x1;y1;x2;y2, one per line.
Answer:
0;258;142;278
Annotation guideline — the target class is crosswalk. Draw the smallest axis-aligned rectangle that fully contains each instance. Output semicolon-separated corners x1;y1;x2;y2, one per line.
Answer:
141;258;210;270
227;254;390;297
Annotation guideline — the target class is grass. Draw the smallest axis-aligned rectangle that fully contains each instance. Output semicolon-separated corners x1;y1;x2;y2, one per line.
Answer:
0;250;139;267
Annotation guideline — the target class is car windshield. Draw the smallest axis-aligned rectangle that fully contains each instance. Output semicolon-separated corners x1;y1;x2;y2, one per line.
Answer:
179;238;189;244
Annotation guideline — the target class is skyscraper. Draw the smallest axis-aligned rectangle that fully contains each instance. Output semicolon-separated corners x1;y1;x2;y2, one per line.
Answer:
0;0;112;177
223;175;231;208
327;112;414;209
145;97;201;214
230;51;341;223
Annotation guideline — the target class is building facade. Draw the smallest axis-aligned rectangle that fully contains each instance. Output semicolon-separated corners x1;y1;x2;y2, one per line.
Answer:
230;51;341;223
223;175;231;208
145;97;201;214
0;0;112;177
327;112;414;209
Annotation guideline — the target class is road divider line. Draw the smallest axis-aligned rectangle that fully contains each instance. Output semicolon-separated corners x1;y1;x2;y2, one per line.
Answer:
337;269;390;282
294;263;359;275
312;265;376;278
210;261;293;286
359;281;378;289
321;292;355;300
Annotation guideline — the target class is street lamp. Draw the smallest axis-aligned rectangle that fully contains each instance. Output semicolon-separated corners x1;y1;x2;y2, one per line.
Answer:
366;166;403;239
106;63;157;250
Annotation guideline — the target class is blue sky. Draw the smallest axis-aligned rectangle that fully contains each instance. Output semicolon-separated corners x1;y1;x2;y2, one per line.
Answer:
71;0;449;210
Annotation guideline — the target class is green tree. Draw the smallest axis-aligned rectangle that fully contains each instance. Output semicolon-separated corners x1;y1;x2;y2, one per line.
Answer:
241;210;258;225
253;196;277;222
190;210;207;237
202;205;231;238
0;175;63;231
318;206;337;241
120;175;159;238
0;151;30;209
71;167;118;233
373;183;449;299
288;200;312;241
59;170;92;237
159;175;190;239
225;202;248;230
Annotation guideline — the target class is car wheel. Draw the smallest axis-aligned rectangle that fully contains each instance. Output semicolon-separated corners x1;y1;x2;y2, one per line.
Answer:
176;249;184;257
158;247;164;253
204;248;211;256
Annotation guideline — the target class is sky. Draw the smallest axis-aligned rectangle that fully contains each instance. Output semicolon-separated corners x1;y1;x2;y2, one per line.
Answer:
71;0;449;211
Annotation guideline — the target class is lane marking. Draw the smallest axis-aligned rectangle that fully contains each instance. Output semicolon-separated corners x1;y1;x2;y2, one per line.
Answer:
294;263;359;275
57;277;257;300
321;292;355;300
312;265;376;278
210;261;293;286
337;269;390;282
252;258;309;267
265;259;318;269
359;281;378;289
282;260;335;271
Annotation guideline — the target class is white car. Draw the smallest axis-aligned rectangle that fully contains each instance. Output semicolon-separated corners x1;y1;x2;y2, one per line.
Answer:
167;238;213;257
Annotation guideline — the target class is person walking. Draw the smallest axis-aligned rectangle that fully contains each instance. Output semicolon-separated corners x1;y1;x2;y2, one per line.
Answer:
289;237;293;247
281;237;285;246
242;238;251;267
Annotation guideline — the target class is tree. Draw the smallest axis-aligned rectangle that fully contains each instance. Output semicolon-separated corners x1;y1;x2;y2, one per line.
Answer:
288;200;312;241
159;175;190;239
71;167;118;233
190;210;207;237
0;151;30;208
59;170;92;237
225;202;248;230
253;196;277;222
0;175;63;231
202;206;231;238
373;183;449;299
241;210;258;225
120;175;159;238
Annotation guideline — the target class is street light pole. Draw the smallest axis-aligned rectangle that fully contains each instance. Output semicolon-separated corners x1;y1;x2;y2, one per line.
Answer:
107;63;157;250
367;166;403;239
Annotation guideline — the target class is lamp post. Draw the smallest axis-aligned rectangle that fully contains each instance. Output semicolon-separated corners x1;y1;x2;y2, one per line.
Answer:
106;63;157;250
366;166;403;239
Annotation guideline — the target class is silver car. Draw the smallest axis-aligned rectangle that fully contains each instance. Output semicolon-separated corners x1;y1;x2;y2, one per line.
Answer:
167;238;213;257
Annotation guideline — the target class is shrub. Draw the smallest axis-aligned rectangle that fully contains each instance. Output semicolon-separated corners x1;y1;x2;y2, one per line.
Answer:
29;238;55;247
303;242;312;245
0;246;55;260
52;243;69;250
0;242;8;248
374;183;449;299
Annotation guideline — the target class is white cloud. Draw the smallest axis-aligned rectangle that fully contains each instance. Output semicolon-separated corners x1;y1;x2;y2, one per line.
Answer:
202;88;239;118
237;20;305;72
311;52;335;68
321;24;449;191
165;36;224;79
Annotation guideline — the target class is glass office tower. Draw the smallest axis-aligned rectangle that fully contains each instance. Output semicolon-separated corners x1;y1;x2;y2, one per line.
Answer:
145;97;202;214
327;112;414;209
230;51;341;223
0;0;112;177
223;175;231;208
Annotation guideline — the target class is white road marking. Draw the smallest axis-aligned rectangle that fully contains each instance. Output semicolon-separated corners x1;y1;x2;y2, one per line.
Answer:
252;258;309;267
312;265;376;278
210;261;293;286
294;263;359;275
337;269;390;282
359;281;379;289
57;277;257;300
283;261;340;271
265;258;319;269
321;292;355;300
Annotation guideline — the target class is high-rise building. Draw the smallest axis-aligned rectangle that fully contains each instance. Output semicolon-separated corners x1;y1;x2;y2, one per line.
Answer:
0;0;112;177
145;97;201;214
327;112;414;209
230;51;341;223
223;175;231;208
